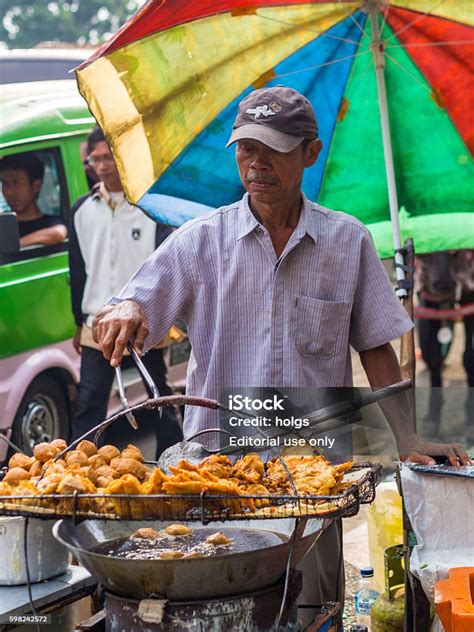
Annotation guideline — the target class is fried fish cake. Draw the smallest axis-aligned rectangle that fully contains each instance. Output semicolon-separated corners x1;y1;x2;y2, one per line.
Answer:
98;445;121;464
8;453;35;471
88;454;107;469
76;440;97;457
33;442;59;463
96;465;119;480
116;458;148;481
205;532;232;546
3;467;30;484
65;450;89;467
121;444;144;463
50;439;68;452
164;524;192;536
131;527;161;540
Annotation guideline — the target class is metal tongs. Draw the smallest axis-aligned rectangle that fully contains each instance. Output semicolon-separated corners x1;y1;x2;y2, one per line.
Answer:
114;342;161;430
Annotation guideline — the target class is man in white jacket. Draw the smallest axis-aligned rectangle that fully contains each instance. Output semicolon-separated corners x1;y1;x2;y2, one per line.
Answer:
68;126;182;457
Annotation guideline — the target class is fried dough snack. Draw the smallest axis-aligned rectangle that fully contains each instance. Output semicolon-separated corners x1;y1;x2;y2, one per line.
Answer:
76;440;97;457
88;455;107;470
3;467;30;484
121;444;144;463
140;468;169;495
8;453;35;470
36;473;64;494
0;439;355;519
265;455;353;495
232;454;264;484
205;532;232;546
96;465;119;480
98;445;121;464
116;458;149;481
199;455;233;479
65;450;89;467
33;443;59;463
164;524;192;536
57;474;96;494
50;439;68;452
96;476;114;488
131;527;161;540
105;474;142;495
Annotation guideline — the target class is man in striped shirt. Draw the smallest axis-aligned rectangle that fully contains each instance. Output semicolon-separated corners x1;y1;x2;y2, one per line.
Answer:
92;87;470;606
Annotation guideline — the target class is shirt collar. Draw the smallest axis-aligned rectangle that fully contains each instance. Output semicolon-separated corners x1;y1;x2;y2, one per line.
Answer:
236;192;318;243
236;193;261;240
91;182;123;210
300;193;318;243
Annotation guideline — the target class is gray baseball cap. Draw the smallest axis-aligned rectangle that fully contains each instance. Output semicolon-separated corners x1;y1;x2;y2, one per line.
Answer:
226;86;318;153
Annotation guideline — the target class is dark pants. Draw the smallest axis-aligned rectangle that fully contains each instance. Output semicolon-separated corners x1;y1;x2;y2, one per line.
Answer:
296;519;344;626
72;346;183;458
418;292;474;430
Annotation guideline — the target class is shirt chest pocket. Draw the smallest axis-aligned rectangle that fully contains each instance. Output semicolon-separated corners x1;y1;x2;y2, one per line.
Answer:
295;295;351;357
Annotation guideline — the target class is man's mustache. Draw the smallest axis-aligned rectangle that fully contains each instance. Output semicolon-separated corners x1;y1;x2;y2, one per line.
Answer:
245;175;278;184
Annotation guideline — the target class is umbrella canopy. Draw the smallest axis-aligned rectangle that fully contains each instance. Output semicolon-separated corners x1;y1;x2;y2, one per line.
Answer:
76;0;474;258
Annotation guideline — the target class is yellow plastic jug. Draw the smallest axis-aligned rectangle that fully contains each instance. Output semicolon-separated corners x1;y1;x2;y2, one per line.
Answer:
367;481;403;588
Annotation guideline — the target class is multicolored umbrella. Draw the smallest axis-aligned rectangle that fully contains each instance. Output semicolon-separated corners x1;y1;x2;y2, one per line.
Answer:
76;0;474;264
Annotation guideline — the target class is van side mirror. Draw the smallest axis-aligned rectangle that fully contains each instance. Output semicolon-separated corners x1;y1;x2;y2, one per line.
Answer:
0;213;20;253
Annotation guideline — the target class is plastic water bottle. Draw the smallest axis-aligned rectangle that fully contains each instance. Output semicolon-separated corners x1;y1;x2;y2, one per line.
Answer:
354;567;380;628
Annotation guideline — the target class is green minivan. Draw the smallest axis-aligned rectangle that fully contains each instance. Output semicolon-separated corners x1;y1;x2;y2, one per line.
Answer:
0;80;187;461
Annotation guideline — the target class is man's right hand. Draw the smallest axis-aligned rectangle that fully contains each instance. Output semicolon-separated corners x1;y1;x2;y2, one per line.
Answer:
92;300;148;367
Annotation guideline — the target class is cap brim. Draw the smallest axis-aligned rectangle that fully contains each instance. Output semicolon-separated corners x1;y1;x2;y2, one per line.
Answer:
225;124;304;153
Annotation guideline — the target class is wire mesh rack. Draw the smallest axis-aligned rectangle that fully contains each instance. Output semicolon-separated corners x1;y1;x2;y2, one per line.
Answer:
0;462;382;523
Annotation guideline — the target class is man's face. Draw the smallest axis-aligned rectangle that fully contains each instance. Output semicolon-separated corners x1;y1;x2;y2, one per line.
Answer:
0;169;41;216
88;141;121;190
235;138;322;205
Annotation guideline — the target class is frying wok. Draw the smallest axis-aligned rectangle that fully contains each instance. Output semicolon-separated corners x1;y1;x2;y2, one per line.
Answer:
53;518;326;600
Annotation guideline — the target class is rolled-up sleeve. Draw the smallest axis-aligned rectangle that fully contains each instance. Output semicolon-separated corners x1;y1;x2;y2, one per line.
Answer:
349;230;413;352
109;232;195;351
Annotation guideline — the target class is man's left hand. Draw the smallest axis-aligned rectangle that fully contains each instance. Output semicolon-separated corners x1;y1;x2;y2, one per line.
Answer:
399;433;472;466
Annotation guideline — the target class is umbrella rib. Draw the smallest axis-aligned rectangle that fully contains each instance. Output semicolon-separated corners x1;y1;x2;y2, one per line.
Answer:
254;12;362;45
274;50;371;79
348;10;371;42
385;0;446;44
386;40;474;49
344;54;374;100
384;51;431;94
378;3;391;39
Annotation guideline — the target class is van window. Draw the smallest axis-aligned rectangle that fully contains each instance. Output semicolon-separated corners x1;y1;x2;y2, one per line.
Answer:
0;148;67;218
0;148;70;261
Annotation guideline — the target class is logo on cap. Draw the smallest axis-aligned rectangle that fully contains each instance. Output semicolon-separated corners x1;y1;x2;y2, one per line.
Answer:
245;100;282;120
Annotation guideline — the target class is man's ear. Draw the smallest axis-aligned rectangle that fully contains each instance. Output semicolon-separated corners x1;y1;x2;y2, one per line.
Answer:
304;139;323;167
32;179;42;198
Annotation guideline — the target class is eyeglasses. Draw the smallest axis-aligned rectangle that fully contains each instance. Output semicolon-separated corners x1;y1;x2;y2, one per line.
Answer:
87;155;115;166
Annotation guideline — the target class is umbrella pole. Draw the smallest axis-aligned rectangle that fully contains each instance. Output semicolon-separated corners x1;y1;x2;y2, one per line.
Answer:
367;2;407;300
367;10;434;632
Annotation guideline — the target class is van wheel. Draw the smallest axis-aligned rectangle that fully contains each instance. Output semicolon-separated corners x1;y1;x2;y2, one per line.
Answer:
12;376;69;455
